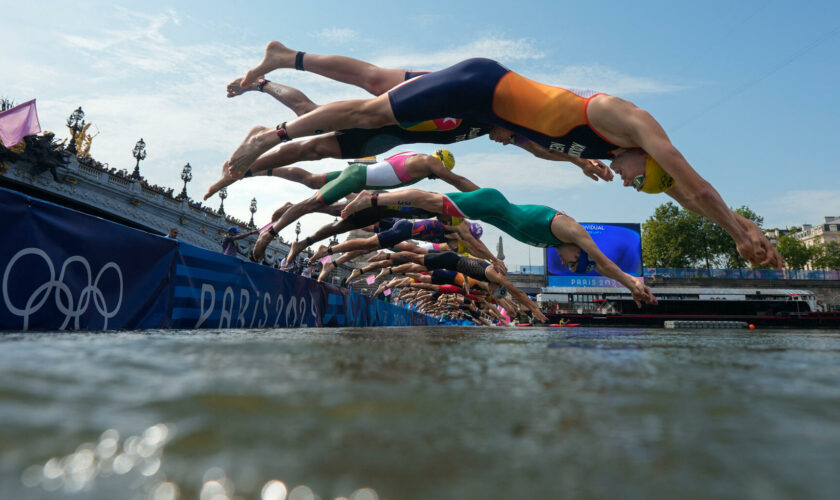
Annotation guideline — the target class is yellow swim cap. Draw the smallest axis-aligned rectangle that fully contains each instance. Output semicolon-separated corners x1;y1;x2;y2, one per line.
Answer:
634;155;675;194
433;149;455;170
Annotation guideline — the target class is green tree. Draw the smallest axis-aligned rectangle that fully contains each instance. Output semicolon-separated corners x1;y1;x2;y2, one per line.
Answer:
776;235;811;269
810;241;840;270
643;203;767;269
642;202;702;267
714;206;765;268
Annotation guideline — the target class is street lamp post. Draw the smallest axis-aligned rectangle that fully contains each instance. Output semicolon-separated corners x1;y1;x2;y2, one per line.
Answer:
249;198;257;227
65;107;85;155
131;138;147;179
295;221;301;242
330;218;340;245
218;187;227;215
179;163;192;200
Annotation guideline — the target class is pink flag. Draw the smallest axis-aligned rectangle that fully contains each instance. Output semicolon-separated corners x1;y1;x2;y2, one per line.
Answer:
0;99;41;147
365;274;376;285
319;255;332;264
383;288;392;296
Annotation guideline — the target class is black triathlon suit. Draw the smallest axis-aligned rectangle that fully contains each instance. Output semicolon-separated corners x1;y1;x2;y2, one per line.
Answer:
334;71;491;158
423;251;490;282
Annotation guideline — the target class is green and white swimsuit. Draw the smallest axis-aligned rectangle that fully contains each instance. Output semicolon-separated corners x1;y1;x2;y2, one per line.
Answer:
317;151;421;205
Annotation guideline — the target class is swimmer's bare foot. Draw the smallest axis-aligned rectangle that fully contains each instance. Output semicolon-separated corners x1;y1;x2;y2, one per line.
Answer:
340;190;373;218
345;268;361;285
374;267;392;281
227;78;258;98
241;41;298;88
317;261;335;282
252;231;274;263
309;244;330;264
272;202;293;222
367;251;390;262
228;126;280;178
286;239;307;265
205;162;238;200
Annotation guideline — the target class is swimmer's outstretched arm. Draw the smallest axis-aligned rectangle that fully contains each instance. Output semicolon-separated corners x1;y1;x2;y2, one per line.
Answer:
517;141;613;182
484;268;548;323
622;110;771;268
443;223;505;274
423;158;481;192
665;182;784;269
551;217;657;308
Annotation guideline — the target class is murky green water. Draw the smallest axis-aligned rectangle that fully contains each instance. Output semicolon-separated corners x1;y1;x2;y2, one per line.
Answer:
1;327;839;500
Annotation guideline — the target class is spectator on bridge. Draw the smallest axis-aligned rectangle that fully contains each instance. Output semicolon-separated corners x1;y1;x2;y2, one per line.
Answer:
222;226;249;257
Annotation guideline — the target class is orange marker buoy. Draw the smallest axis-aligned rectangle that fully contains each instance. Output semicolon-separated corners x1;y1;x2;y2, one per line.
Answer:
749;324;755;330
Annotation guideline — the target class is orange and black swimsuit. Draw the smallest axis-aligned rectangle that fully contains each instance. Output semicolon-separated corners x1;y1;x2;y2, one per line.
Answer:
388;58;618;159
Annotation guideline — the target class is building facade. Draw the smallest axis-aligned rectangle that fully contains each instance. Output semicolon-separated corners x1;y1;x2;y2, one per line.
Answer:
791;216;840;248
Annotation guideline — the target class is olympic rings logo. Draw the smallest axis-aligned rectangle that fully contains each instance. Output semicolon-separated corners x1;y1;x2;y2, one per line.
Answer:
3;248;123;330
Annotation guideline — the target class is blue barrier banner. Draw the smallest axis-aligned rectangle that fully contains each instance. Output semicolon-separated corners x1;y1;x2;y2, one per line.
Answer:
0;188;442;331
0;188;176;331
644;267;840;280
170;242;440;329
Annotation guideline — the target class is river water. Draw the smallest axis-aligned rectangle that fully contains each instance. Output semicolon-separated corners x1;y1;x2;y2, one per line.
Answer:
1;326;839;500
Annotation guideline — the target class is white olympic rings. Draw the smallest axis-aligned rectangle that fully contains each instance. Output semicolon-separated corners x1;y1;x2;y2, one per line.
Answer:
3;248;123;330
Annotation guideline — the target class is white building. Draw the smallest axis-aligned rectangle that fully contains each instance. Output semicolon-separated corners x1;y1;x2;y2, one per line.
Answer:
791;216;840;248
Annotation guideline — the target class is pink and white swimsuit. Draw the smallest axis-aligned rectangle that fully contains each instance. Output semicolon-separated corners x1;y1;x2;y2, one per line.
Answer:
364;151;418;186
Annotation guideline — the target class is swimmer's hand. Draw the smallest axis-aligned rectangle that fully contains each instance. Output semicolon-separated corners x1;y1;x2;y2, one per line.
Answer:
580;159;613;182
741;220;786;270
532;309;549;324
492;259;507;275
630;279;658;308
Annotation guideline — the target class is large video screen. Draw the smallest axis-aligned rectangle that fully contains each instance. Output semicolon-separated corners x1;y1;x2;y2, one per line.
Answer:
546;222;642;287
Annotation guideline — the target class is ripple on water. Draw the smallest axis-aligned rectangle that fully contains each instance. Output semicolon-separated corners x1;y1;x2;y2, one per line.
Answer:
2;327;840;499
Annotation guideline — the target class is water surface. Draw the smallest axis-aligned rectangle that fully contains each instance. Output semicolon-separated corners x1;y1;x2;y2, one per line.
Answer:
1;327;839;499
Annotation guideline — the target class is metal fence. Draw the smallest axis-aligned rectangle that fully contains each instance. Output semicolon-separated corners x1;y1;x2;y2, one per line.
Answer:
644;268;840;280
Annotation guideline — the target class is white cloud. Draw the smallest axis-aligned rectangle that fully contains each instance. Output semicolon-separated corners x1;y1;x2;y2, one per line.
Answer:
529;65;683;96
316;28;360;44
372;36;545;70
757;190;840;228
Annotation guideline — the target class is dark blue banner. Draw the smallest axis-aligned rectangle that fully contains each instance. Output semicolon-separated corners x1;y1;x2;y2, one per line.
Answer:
169;242;438;329
0;188;175;331
0;188;441;331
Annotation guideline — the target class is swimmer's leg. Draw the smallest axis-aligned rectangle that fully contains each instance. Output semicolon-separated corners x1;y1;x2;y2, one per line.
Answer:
283;94;397;142
227;78;319;115
341;188;444;218
253;193;323;262
242;41;407;95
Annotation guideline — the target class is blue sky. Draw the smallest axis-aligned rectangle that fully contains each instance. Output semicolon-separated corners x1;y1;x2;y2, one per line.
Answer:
2;0;839;267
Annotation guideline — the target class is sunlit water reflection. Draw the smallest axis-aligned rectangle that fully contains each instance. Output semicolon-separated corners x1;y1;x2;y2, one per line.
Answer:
1;327;839;499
